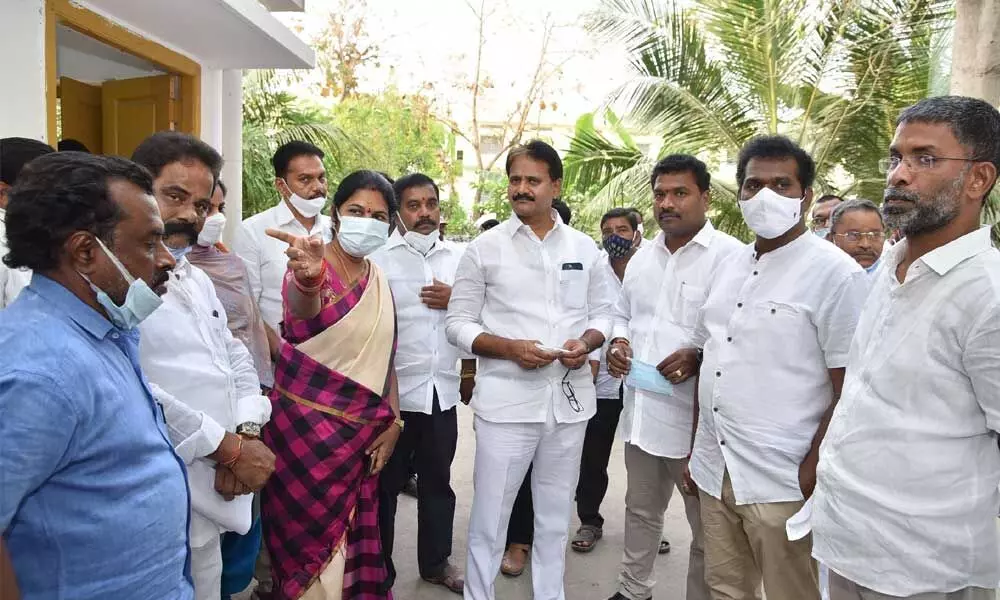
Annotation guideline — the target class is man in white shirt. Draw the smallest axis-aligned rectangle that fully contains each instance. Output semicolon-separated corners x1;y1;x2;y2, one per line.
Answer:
828;199;886;275
446;140;614;600
606;155;742;600
687;136;869;600
569;207;638;557
0;137;54;308
231;141;332;339
812;96;1000;600
132;132;276;600
810;194;843;239
370;173;469;594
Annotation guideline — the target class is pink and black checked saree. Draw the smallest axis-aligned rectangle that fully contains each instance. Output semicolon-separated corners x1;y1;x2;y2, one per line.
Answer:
262;261;396;600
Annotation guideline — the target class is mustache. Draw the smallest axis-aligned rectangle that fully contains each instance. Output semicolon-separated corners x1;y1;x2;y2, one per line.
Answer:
414;217;437;229
152;269;170;289
659;210;681;220
513;193;534;202
883;188;919;203
164;221;198;243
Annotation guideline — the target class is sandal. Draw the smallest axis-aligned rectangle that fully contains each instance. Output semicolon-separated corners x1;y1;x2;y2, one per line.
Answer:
500;543;529;577
571;524;603;553
658;538;671;554
422;563;464;594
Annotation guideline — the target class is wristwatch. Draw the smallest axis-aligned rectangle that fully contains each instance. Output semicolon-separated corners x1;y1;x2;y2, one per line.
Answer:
236;422;261;438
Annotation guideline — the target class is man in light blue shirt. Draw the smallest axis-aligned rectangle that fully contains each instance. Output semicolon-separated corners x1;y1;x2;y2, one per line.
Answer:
0;152;193;599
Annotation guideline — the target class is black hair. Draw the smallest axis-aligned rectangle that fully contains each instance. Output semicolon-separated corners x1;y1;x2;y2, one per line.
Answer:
393;173;439;202
552;198;572;226
505;139;563;181
480;219;500;231
131;131;223;183
58;139;91;153
601;207;639;230
272;141;325;180
0;137;55;185
4;153;152;271
736;135;816;190
830;198;883;231
216;180;227;197
650;154;711;192
332;170;397;221
378;171;396;185
817;194;843;204
897;95;1000;197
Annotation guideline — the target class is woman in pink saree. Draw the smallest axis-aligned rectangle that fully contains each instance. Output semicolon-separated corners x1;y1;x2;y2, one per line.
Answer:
262;170;401;600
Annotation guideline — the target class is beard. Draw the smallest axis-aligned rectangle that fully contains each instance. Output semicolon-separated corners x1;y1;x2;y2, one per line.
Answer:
882;174;964;237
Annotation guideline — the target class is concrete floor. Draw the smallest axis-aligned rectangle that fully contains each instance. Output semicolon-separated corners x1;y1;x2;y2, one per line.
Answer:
388;408;693;600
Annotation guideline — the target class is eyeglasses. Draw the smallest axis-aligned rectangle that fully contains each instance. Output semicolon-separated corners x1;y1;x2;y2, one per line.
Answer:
832;231;886;243
879;154;977;174
562;369;583;413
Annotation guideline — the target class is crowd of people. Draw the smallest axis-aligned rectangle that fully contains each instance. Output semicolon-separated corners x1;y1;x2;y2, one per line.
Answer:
1;93;999;600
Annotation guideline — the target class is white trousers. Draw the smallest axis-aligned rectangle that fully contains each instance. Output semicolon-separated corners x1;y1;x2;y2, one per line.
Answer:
464;411;588;600
191;536;222;600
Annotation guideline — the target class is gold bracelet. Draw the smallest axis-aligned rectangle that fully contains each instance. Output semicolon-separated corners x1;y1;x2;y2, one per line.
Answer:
394;417;405;431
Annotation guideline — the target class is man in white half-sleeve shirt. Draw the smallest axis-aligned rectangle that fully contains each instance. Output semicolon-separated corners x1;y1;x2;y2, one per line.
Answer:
687;136;868;600
446;140;614;600
232;141;332;339
370;173;470;595
132;133;276;600
606;155;741;600
812;96;1000;600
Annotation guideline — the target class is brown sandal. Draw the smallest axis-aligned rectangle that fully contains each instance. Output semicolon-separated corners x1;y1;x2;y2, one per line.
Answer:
500;543;530;577
422;563;464;594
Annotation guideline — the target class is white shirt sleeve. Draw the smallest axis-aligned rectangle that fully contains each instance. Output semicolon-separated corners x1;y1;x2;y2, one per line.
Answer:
208;282;271;426
149;382;226;465
231;223;263;307
445;243;488;355
815;270;869;369
611;269;632;342
967;302;1000;433
585;253;614;340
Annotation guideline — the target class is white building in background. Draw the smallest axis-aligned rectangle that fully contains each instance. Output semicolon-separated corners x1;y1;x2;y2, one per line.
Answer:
0;0;314;241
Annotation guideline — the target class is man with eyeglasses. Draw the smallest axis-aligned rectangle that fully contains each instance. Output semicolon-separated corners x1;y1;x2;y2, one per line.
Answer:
812;96;1000;600
828;199;886;274
446;140;615;600
810;194;843;238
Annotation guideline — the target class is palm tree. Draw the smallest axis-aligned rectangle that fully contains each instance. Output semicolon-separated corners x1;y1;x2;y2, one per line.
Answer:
241;70;360;218
565;0;954;242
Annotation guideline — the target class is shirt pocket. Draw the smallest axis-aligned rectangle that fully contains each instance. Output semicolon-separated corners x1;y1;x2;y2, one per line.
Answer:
678;283;707;328
558;266;588;310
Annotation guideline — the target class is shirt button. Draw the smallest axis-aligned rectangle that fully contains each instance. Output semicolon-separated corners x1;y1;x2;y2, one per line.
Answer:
737;302;743;308
753;271;759;276
111;333;120;339
715;371;721;377
713;407;719;412
726;337;732;342
720;440;726;446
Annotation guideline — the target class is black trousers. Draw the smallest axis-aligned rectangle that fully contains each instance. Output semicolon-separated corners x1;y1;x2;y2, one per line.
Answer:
506;465;534;546
576;393;624;528
378;390;458;586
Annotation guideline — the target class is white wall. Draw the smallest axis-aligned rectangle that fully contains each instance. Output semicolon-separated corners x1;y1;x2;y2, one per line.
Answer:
200;68;224;150
0;0;48;141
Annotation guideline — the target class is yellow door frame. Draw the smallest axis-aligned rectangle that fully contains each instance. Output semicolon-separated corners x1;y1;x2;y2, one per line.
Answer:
45;0;201;146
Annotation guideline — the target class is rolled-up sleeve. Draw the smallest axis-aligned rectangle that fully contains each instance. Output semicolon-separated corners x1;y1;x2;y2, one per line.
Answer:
445;244;487;355
150;382;226;465
816;270;868;369
585;254;614;340
0;371;76;530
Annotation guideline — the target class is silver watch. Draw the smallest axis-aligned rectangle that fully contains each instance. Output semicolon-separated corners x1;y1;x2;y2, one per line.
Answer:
236;422;261;438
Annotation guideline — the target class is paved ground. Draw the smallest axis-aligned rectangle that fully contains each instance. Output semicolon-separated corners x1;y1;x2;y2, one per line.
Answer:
389;408;693;600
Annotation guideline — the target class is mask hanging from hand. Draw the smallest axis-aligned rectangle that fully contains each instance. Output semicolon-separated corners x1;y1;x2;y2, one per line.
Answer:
336;216;389;257
602;233;635;259
739;187;803;239
198;213;227;247
82;237;164;329
282;179;326;218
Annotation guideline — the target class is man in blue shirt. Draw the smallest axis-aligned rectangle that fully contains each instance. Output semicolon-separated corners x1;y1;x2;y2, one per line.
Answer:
0;152;194;599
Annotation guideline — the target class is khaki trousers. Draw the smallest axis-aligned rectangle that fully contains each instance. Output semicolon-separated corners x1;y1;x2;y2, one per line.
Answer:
618;444;708;600
828;570;995;600
699;471;818;600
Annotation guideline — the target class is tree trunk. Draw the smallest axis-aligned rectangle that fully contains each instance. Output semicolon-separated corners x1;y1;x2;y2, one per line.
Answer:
950;0;1000;104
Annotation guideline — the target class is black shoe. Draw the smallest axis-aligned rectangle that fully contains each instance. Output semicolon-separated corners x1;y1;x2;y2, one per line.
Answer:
402;474;418;498
607;594;651;600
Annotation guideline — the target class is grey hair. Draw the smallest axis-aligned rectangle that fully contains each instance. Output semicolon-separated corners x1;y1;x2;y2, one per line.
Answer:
830;199;883;232
897;96;1000;196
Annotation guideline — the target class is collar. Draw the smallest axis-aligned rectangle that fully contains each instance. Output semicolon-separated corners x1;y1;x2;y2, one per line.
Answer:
273;198;298;227
30;273;116;341
651;220;717;254
503;208;563;239
917;225;994;276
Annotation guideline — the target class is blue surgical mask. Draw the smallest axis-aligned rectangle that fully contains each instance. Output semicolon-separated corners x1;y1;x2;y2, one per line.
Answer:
82;238;164;330
168;245;192;261
813;227;831;239
625;359;674;396
865;257;881;274
336;215;389;257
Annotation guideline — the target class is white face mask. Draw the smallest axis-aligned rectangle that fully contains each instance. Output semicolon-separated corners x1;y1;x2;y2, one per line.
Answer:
336;215;389;257
197;213;227;247
398;219;438;255
281;179;326;218
740;187;803;239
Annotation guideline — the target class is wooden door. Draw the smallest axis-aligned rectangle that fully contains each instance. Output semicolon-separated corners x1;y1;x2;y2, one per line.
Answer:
101;74;174;158
60;77;103;154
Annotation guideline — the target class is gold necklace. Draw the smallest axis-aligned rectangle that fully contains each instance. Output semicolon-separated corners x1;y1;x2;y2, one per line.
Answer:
329;245;367;290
